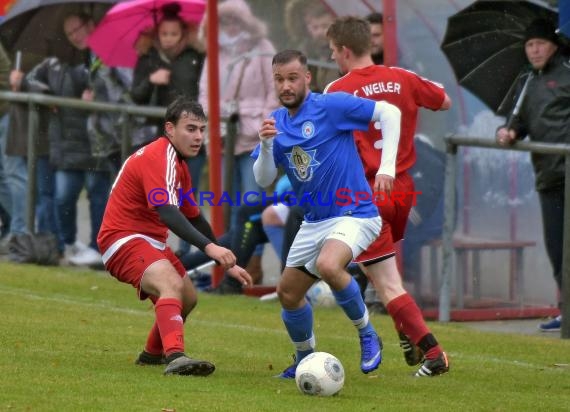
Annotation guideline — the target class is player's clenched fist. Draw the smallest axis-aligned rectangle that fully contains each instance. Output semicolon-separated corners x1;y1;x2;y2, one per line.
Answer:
258;118;279;141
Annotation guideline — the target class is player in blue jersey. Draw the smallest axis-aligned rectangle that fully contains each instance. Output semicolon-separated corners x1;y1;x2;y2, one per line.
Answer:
253;49;401;378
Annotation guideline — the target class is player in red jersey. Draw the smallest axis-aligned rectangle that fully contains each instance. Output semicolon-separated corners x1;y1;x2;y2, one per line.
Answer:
97;97;251;376
325;16;451;377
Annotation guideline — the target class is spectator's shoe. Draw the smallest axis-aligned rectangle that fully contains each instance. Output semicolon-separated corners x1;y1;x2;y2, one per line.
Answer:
539;315;562;332
135;351;166;366
63;240;88;261
360;333;382;374
163;353;215;376
415;352;450;377
398;332;424;366
69;247;102;266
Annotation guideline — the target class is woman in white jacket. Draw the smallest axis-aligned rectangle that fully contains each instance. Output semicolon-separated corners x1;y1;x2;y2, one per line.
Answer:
199;0;279;222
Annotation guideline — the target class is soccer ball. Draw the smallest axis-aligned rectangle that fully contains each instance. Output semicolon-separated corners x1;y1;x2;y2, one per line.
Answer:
306;281;336;308
295;352;345;396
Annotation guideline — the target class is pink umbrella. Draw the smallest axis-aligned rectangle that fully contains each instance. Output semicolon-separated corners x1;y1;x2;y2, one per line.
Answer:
87;0;206;67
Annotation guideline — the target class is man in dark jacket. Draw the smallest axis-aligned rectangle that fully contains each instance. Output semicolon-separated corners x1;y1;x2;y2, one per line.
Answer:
496;18;570;332
23;13;111;266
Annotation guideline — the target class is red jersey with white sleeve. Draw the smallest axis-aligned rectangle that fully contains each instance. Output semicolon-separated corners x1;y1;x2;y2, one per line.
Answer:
97;137;200;263
325;65;445;182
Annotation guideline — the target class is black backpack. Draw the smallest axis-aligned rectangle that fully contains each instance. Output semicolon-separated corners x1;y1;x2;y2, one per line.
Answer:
8;232;60;266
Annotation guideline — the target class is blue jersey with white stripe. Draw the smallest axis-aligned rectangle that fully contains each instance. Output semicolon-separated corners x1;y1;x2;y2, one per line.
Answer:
253;91;378;222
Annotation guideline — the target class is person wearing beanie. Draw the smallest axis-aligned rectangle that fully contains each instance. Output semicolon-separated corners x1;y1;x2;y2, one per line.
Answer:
523;18;559;46
496;18;570;332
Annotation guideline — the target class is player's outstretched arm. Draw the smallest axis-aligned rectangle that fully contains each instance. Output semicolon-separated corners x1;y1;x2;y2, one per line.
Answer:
157;205;235;269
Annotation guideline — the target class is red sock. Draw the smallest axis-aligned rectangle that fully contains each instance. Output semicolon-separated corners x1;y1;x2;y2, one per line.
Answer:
386;293;442;359
144;322;163;355
155;298;184;357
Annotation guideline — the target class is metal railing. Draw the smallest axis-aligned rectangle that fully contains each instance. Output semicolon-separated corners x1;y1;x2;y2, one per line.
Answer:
0;91;181;230
441;135;570;339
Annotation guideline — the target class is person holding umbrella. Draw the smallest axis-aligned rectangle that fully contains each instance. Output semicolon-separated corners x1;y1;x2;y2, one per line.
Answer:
22;12;112;266
496;18;570;332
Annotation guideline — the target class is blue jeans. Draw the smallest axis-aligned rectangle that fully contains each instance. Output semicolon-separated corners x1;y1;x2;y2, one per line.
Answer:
0;114;12;232
36;156;57;235
55;170;110;251
2;114;28;236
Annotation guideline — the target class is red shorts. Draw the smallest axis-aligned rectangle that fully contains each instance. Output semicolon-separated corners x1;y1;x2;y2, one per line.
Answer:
104;238;186;301
355;172;415;264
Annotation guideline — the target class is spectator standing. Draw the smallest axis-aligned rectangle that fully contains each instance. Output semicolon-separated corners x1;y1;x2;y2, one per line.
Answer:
284;0;338;92
365;12;384;65
3;52;56;248
199;0;279;280
23;13;111;266
496;18;570;332
0;42;11;241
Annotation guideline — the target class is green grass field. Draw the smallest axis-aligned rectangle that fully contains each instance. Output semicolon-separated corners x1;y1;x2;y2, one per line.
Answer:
1;262;568;411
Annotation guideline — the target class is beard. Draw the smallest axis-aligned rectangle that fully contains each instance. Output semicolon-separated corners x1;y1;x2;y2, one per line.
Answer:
279;90;306;110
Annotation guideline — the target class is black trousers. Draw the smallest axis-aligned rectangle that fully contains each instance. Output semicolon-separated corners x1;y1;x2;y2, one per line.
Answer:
538;186;564;304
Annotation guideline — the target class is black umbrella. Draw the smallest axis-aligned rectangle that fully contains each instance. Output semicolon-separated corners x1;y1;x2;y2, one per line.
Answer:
441;0;558;116
0;0;118;67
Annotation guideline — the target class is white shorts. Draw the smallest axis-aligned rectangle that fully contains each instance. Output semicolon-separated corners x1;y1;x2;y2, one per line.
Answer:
286;216;382;278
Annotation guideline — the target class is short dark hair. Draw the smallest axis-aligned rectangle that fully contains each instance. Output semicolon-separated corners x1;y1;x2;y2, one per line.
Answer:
366;12;383;26
272;49;308;68
327;16;371;57
165;96;206;125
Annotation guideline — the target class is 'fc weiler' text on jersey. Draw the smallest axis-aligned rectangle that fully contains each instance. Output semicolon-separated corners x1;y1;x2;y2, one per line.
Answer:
325;65;446;182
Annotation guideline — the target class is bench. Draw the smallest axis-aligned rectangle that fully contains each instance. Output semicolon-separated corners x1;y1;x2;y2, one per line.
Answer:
418;236;536;308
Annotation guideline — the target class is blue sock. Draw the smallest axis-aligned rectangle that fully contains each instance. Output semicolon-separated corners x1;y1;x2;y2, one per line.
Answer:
282;303;315;363
264;225;285;260
332;277;375;337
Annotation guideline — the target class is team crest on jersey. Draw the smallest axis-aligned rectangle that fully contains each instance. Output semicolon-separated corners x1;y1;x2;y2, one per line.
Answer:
301;121;315;138
286;146;319;181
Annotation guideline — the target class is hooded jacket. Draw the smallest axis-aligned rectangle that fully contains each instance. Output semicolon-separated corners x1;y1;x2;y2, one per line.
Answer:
199;0;279;155
510;51;570;191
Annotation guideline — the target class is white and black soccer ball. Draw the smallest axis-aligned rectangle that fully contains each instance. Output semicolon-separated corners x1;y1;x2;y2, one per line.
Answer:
306;281;336;308
295;352;345;396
